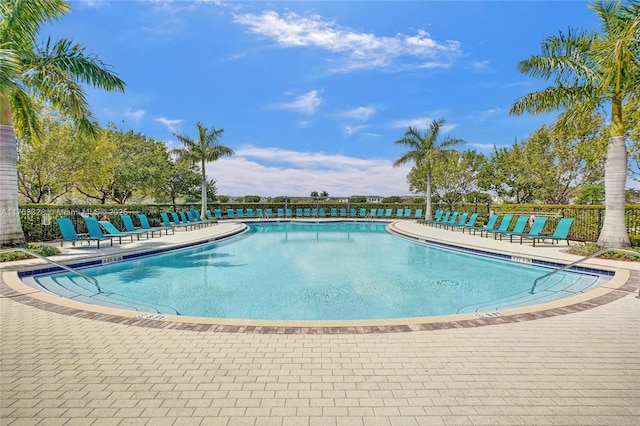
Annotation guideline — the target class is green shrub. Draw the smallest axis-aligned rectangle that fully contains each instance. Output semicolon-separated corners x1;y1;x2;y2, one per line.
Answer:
0;243;61;262
567;242;640;262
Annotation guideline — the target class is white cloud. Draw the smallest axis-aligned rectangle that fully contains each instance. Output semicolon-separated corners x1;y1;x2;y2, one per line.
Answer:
206;145;412;197
339;105;376;121
155;117;183;133
344;125;367;136
272;90;322;115
390;117;456;133
470;60;493;72
234;11;462;72
477;107;503;121
123;107;145;123
77;0;109;9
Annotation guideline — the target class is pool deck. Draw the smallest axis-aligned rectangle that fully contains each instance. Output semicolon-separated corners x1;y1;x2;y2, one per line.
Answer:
1;219;639;425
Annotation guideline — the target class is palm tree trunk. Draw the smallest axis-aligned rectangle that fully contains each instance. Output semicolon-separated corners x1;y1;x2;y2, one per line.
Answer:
597;135;630;248
201;171;207;220
0;123;26;246
425;171;432;220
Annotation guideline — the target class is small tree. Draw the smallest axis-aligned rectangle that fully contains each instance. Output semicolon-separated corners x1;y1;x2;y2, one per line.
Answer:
173;122;234;219
394;119;465;220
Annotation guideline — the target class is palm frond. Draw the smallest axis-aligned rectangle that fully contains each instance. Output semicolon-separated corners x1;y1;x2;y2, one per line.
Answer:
0;46;21;95
9;89;41;141
33;38;125;92
0;0;68;50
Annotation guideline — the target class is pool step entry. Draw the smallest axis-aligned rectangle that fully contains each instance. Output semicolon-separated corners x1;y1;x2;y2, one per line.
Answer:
457;272;601;314
531;247;640;294
32;274;181;315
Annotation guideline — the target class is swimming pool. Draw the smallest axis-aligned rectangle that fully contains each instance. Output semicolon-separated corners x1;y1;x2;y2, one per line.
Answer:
26;221;611;320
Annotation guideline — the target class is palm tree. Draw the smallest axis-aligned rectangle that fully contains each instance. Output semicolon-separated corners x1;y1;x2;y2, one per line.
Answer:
393;118;465;220
510;0;639;248
0;0;125;246
173;122;234;219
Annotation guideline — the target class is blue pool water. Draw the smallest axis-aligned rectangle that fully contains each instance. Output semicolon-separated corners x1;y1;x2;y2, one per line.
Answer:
29;222;609;320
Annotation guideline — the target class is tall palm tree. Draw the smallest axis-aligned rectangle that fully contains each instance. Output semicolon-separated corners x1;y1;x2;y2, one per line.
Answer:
510;0;639;248
173;122;234;219
393;118;465;220
0;0;125;246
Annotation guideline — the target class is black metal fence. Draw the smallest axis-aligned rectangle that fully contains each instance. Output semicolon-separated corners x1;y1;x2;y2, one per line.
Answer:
14;202;640;244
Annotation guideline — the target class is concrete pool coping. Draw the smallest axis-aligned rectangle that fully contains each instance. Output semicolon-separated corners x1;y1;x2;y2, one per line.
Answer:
2;219;639;333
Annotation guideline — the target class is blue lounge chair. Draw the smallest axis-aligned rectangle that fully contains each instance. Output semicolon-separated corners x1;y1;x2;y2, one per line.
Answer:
227;209;235;219
350;208;356;217
184;211;201;228
330;208;338;217
236;209;244;218
340;208;347;217
160;213;176;231
296;208;303;217
191;210;216;226
384;209;392;218
98;220;135;244
396;208;404;218
444;212;467;230
482;214;513;238
466;214;498;235
451;213;477;232
213;209;223;219
404;208;411;217
524;217;575;247
369;208;377;218
56;217;109;248
246;208;254;218
164;212;190;230
256;208;263;218
312;208;318;217
496;215;529;241
304;208;311;217
318;208;326;217
265;208;273;218
139;213;172;235
424;210;443;225
82;217;116;246
438;212;458;229
177;212;197;229
509;216;549;244
359;208;367;217
414;209;423;219
121;214;155;239
286;208;293;218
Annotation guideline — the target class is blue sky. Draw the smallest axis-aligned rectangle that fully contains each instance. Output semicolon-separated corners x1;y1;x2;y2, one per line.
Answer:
46;0;600;197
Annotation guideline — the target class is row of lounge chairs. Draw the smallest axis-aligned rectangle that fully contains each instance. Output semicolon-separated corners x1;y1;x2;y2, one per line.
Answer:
423;210;575;247
56;210;216;249
214;207;424;220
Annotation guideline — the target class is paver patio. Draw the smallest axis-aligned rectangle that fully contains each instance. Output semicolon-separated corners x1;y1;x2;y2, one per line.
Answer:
1;220;638;425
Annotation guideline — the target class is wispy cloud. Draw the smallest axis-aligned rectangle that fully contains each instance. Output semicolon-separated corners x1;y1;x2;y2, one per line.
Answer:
339;105;377;121
344;125;367;136
477;107;503;121
208;145;411;196
390;117;456;133
155;117;183;133
234;11;463;72
272;90;322;115
123;107;145;123
76;0;109;9
470;60;493;72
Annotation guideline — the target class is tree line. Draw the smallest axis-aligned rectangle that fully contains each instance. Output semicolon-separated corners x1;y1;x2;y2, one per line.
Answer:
16;112;228;208
1;0;638;248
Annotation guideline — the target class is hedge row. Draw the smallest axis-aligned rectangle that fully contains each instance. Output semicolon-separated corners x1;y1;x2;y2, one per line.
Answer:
14;202;640;244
